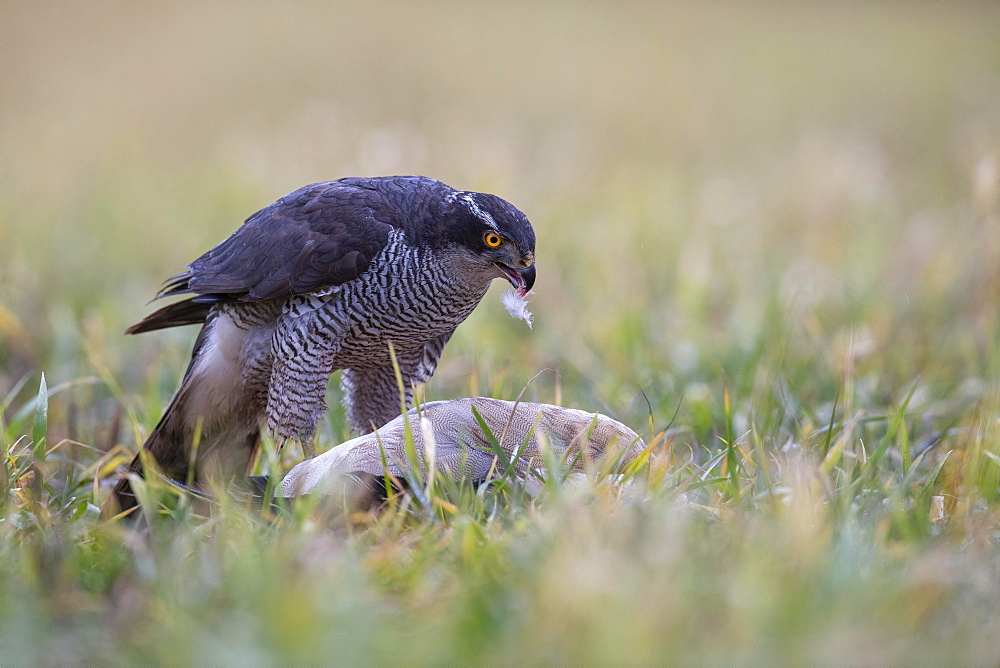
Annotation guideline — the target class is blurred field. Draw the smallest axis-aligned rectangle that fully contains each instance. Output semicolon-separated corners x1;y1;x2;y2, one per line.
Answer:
2;2;1000;664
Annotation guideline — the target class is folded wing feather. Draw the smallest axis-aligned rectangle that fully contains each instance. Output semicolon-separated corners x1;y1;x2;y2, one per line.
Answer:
278;397;645;497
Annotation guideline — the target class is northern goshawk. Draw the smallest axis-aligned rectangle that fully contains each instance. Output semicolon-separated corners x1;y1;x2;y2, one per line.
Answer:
110;175;536;513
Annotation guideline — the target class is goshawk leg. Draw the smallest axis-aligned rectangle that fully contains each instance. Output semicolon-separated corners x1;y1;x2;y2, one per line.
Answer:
341;331;454;433
266;306;343;453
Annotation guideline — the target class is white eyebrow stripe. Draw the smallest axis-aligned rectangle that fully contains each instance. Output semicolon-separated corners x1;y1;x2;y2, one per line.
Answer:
462;193;499;232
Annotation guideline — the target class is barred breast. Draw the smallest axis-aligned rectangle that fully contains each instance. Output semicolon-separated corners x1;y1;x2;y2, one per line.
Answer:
301;231;492;369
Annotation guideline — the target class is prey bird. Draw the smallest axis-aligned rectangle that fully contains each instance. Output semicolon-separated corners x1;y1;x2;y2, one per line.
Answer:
109;176;535;514
278;397;646;506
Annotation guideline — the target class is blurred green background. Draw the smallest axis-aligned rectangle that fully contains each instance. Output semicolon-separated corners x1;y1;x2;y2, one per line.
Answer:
2;4;1000;662
3;3;998;444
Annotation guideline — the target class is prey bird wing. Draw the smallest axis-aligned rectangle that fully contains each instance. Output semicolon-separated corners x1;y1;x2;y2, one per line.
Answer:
278;397;647;504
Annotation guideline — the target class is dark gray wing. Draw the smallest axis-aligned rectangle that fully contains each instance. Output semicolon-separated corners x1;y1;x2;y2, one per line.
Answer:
182;180;396;301
128;177;454;334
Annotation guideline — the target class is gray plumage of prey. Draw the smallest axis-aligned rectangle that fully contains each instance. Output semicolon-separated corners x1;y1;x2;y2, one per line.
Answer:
110;176;536;514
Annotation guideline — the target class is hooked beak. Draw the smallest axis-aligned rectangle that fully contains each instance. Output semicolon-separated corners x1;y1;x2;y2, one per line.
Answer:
495;262;536;296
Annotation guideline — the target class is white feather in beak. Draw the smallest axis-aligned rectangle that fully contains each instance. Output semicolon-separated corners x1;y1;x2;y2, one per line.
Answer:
501;289;534;328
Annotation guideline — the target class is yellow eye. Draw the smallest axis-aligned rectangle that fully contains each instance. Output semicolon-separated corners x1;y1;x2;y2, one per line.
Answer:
484;233;503;248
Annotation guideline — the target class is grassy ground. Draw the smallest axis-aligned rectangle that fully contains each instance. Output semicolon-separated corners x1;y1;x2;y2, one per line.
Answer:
2;2;1000;664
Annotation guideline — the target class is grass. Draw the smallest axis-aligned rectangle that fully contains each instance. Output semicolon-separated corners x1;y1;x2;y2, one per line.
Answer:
3;2;1000;664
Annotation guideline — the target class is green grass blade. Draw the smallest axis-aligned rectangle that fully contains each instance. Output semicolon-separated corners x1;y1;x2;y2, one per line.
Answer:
470;405;511;473
31;373;48;461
